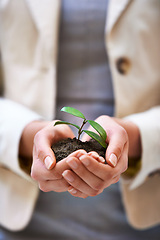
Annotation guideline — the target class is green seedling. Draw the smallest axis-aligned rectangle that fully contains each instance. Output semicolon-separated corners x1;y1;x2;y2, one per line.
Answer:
54;106;107;149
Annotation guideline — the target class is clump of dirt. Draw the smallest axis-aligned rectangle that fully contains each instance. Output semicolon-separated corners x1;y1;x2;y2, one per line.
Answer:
52;137;107;162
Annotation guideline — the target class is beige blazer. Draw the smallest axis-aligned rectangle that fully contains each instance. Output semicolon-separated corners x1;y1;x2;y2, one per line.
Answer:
0;0;160;231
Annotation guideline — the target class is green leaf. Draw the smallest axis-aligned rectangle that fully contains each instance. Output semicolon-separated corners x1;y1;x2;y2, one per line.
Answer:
87;120;107;142
54;121;80;130
83;130;107;149
61;107;86;119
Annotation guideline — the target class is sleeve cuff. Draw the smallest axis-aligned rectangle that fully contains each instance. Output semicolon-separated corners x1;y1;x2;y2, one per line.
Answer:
0;98;43;179
123;106;160;189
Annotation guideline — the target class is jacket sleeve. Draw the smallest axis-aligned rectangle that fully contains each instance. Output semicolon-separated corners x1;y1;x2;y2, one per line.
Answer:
0;98;43;179
123;106;160;189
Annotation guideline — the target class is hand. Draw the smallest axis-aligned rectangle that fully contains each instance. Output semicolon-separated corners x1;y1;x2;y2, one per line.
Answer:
82;115;129;167
63;115;142;198
31;156;72;192
29;121;75;192
62;150;123;198
62;116;131;198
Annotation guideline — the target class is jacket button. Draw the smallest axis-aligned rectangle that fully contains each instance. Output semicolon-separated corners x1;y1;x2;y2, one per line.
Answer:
116;57;131;75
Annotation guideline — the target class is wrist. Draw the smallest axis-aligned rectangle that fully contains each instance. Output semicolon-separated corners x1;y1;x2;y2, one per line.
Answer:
113;118;142;158
124;120;142;158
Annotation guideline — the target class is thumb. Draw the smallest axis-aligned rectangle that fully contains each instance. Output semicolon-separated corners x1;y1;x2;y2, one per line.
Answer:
44;152;56;170
33;132;56;170
105;135;125;168
106;151;118;168
34;144;56;170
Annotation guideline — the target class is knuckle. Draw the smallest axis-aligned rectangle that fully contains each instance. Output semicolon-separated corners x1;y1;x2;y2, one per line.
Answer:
104;171;113;180
115;145;122;158
113;168;119;177
123;163;128;173
63;125;73;136
31;170;37;180
39;182;49;192
121;156;128;173
63;124;70;131
77;167;87;177
97;115;107;122
87;164;97;173
37;149;45;162
90;189;100;197
92;181;104;191
81;195;88;199
88;151;99;157
31;167;39;181
34;131;42;144
70;150;84;157
120;127;128;142
73;181;80;189
52;170;62;179
74;193;88;199
114;176;120;183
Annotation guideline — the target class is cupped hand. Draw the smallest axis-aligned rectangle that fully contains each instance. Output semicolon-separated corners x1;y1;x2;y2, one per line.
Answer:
31;121;75;192
63;149;127;198
82;115;129;168
62;115;129;198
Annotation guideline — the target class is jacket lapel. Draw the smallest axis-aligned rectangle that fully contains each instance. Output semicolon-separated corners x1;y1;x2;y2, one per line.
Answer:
25;0;61;69
25;0;61;34
107;0;131;33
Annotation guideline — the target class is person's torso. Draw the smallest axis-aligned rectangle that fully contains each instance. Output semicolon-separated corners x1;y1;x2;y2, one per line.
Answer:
56;0;114;134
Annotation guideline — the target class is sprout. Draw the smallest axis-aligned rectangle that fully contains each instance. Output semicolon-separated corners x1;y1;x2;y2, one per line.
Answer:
54;106;107;149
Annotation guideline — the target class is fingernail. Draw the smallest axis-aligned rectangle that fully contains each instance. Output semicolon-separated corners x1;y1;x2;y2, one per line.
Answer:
79;155;90;166
68;187;77;194
109;153;117;167
66;158;78;169
88;152;105;163
98;156;105;163
62;171;74;182
44;156;53;170
89;152;99;159
77;150;87;158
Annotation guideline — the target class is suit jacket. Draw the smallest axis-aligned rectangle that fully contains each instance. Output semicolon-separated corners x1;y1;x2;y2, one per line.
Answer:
0;0;160;231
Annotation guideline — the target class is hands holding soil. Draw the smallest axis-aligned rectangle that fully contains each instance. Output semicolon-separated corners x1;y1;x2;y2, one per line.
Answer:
21;115;141;198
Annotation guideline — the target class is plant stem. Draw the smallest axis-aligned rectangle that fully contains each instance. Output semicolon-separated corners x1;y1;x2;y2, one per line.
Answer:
78;119;87;140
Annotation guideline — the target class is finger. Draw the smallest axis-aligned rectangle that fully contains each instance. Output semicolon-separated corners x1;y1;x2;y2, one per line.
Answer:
31;157;62;181
111;142;128;178
68;187;88;199
105;127;128;168
38;179;70;193
112;175;120;184
53;157;71;175
62;170;100;196
104;175;120;189
33;130;56;170
53;149;87;175
79;154;115;181
66;157;104;191
88;151;105;163
67;149;105;164
47;150;88;177
67;149;87;158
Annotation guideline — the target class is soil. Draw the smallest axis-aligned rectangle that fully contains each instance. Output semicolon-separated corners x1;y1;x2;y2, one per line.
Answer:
52;137;107;162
